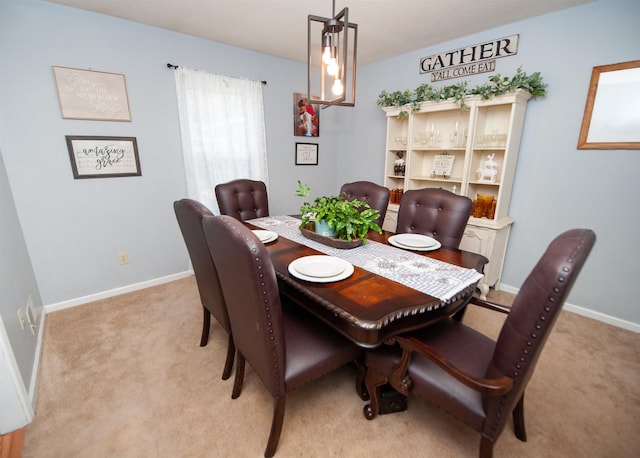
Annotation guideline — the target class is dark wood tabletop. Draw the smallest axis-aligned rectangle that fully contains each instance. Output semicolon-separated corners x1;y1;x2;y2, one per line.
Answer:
249;224;488;348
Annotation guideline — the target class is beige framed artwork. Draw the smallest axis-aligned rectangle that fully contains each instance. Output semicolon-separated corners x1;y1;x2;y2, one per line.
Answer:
53;66;132;121
577;60;640;150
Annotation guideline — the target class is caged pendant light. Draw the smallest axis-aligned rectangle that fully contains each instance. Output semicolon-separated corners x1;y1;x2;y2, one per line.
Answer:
307;0;358;106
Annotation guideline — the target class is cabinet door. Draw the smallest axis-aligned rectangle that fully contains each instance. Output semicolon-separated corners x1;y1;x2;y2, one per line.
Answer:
460;222;512;290
382;206;398;233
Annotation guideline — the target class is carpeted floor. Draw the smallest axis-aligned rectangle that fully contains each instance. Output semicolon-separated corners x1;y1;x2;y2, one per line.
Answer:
23;277;640;457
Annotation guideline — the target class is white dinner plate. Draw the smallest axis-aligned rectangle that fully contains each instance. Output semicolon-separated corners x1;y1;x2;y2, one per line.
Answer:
288;256;354;283
252;230;278;244
389;234;441;252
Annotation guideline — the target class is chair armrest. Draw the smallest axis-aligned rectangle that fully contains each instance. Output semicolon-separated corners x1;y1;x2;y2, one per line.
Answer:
389;336;513;396
469;296;511;315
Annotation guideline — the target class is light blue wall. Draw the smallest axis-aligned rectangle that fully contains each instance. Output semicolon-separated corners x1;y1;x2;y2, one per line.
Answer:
0;149;41;387
342;0;640;325
0;0;341;308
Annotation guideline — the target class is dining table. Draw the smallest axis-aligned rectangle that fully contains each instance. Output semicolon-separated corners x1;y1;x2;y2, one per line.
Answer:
245;215;487;349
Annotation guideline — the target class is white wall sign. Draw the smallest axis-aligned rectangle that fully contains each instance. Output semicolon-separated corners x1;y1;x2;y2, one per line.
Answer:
420;35;518;82
53;66;132;121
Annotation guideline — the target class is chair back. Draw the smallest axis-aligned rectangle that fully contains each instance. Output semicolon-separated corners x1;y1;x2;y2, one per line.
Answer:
396;188;472;248
483;228;596;440
203;215;286;397
173;199;230;334
340;181;390;228
215;179;269;221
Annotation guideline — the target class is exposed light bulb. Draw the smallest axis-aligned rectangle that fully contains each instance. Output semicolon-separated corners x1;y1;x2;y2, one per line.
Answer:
322;46;332;64
327;58;339;77
332;78;344;96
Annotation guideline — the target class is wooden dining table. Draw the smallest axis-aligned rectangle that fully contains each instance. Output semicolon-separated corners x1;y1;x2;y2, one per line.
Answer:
246;216;488;349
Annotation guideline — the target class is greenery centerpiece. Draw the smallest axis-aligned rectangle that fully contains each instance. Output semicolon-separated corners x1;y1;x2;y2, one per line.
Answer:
295;180;382;243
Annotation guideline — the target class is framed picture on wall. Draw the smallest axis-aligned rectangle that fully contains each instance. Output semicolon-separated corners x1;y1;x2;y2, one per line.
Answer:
577;60;640;150
53;66;132;121
295;142;318;165
293;92;320;137
65;136;141;178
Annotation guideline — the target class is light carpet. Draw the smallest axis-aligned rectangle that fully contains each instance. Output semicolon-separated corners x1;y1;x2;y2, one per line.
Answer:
23;277;640;457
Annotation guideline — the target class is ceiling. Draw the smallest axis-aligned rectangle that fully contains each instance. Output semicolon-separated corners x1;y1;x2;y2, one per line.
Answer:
45;0;594;66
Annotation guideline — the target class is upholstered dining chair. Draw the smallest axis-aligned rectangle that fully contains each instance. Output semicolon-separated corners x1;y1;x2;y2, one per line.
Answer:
340;181;390;228
396;188;472;249
362;228;596;458
173;199;235;380
215;178;269;221
203;215;362;458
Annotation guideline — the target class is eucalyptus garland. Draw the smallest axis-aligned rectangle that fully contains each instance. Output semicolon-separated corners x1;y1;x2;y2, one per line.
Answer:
376;67;547;116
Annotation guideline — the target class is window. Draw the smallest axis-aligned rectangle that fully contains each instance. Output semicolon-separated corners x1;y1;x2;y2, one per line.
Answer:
174;68;269;212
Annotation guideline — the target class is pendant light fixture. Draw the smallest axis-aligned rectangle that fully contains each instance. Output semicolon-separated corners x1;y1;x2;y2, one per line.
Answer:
308;0;358;107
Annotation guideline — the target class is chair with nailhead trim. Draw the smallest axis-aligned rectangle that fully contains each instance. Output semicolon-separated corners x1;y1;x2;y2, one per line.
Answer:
340;181;390;228
173;198;235;380
203;215;362;458
362;228;596;458
396;187;472;249
215;178;270;221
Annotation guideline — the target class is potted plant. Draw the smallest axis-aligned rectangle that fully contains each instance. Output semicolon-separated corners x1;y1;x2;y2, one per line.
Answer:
295;180;382;245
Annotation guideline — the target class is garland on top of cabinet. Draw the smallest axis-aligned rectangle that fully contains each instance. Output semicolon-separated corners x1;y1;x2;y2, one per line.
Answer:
376;67;547;117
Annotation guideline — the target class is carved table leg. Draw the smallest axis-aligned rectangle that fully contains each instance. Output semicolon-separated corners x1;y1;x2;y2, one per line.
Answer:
363;368;388;420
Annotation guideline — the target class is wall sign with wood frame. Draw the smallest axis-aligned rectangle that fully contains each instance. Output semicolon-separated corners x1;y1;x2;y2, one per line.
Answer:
53;66;132;121
65;136;141;179
578;60;640;150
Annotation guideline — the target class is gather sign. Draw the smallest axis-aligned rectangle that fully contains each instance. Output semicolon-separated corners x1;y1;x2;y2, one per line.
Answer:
420;35;519;82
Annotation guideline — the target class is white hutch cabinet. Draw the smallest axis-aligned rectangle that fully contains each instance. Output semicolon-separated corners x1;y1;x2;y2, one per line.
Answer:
381;90;532;297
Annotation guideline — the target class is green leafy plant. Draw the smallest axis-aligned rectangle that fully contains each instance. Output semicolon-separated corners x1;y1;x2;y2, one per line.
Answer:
295;181;382;242
376;67;547;111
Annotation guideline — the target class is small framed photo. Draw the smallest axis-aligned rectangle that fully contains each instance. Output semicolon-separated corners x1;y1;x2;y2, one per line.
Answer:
293;92;320;137
295;142;319;165
65;136;142;179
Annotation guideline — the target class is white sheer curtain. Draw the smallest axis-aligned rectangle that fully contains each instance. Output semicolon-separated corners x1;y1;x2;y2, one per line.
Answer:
174;67;268;213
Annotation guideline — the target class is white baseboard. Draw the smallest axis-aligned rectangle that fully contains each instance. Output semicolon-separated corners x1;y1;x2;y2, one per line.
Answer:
28;309;46;408
499;284;640;333
44;271;193;313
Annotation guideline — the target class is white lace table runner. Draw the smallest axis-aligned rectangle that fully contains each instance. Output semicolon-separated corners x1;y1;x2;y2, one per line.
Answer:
248;215;483;302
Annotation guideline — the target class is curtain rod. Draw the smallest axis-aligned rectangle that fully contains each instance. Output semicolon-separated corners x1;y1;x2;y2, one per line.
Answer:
167;63;267;85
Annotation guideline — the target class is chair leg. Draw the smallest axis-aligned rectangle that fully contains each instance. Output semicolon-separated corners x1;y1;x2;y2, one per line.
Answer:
363;368;389;420
479;436;494;458
513;393;527;442
221;334;235;380
264;397;286;458
231;351;245;399
200;308;211;347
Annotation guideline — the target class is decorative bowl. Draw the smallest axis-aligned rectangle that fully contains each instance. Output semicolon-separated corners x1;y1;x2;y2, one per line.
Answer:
300;223;363;249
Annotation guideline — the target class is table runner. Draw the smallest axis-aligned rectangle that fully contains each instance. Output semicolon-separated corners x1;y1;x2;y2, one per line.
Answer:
247;215;483;302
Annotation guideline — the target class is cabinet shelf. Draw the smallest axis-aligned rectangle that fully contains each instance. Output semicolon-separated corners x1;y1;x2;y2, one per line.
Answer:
381;90;532;296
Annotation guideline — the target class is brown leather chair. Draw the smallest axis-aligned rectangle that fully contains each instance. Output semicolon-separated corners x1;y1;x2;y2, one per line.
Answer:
363;228;596;458
214;178;269;221
173;199;234;380
203;215;362;458
340;181;390;228
396;188;472;248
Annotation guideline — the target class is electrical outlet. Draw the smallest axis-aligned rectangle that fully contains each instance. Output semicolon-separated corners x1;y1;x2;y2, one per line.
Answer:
118;252;129;265
17;308;26;330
